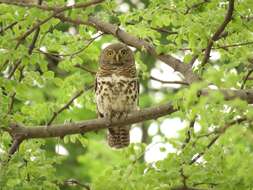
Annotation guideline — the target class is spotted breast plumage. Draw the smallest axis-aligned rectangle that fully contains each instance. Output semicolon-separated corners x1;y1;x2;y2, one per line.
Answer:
95;43;138;148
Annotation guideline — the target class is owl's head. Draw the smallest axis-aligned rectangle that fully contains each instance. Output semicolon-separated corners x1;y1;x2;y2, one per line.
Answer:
99;43;134;67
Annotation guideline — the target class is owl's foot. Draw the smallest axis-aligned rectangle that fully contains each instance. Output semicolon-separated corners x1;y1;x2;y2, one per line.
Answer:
105;118;112;127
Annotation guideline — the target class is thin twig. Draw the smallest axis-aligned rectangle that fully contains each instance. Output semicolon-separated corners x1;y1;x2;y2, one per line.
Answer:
0;60;9;72
150;27;178;35
241;69;253;89
37;32;104;58
189;117;247;165
47;89;86;126
184;0;210;14
0;21;18;34
7;66;24;114
188;55;199;66
201;0;235;66
179;41;253;51
150;76;189;85
7;60;22;79
181;118;196;149
64;179;90;190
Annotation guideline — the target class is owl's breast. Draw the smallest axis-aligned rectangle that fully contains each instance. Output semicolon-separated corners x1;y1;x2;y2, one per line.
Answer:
95;74;138;114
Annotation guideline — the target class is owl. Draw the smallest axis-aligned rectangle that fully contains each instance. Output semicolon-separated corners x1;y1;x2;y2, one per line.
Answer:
95;43;139;149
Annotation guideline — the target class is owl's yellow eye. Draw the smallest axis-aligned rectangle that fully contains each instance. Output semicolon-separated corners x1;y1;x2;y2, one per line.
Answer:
106;50;113;56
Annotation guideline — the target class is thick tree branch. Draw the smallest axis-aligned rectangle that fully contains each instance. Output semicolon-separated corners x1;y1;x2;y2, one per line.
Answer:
2;103;176;141
87;16;199;83
3;103;173;162
201;0;235;66
56;15;198;83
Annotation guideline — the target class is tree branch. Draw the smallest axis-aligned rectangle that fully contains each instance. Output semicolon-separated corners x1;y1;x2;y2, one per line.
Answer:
200;88;253;104
184;0;210;14
241;69;253;89
179;41;253;51
150;76;189;86
87;16;199;83
2;103;176;142
189;117;247;164
7;60;22;79
64;179;90;190
0;21;18;34
201;0;235;66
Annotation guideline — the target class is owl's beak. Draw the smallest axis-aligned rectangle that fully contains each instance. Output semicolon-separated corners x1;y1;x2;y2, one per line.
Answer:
115;54;120;62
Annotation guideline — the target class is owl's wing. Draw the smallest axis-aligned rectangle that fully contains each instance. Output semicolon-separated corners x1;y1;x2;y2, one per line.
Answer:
137;79;140;106
95;76;104;118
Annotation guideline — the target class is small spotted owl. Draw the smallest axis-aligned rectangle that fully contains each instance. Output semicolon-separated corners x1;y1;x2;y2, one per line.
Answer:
95;43;139;148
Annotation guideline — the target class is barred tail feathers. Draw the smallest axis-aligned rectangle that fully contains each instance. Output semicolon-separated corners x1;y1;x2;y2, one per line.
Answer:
107;126;130;149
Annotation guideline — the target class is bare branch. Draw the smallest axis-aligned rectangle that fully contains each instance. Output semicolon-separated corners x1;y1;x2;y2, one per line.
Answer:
201;0;235;66
4;103;176;141
8;113;173;160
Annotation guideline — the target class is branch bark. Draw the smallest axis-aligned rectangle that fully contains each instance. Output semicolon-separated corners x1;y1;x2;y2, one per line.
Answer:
3;103;176;141
87;16;199;83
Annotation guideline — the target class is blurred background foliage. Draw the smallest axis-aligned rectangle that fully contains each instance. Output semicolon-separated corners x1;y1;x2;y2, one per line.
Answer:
1;0;253;189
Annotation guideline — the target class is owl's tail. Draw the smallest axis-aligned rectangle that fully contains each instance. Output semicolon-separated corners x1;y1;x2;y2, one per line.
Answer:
107;126;130;149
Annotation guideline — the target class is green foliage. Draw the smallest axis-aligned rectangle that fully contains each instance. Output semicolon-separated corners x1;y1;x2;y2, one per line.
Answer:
1;0;253;190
